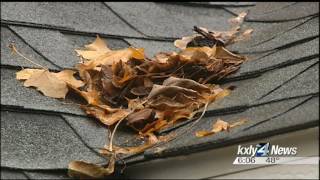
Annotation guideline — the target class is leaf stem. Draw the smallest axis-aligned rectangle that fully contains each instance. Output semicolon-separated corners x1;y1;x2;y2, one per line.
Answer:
9;43;47;69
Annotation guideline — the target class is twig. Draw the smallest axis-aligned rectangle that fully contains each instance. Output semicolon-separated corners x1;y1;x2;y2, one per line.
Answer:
8;43;47;70
108;111;133;152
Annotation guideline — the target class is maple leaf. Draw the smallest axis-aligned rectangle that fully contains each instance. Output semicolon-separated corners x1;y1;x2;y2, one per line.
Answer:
16;69;84;99
75;35;111;60
54;70;85;88
17;69;68;99
16;69;45;80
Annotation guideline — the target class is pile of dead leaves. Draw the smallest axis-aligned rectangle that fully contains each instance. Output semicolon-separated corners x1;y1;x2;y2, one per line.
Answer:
12;12;252;179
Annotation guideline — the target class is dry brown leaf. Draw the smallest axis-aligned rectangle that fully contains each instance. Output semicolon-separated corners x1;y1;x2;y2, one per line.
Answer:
195;118;248;137
148;84;200;100
127;108;155;124
77;48;134;72
81;105;130;126
54;70;84;88
140;119;168;134
75;35;111;60
174;34;201;50
228;12;248;26
102;133;159;155
215;46;246;61
179;47;216;63
127;108;156;130
154;52;171;64
129;47;145;60
163;76;210;94
21;69;68;99
234;28;254;42
69;85;102;105
17;69;84;88
68;154;115;179
112;60;137;88
147;85;204;111
16;69;45;80
127;97;147;110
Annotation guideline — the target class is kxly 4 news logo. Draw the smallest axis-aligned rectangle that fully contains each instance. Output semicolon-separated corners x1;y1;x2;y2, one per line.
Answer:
237;143;298;157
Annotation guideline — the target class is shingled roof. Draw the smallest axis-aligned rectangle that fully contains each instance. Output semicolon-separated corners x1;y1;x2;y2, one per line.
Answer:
1;2;319;179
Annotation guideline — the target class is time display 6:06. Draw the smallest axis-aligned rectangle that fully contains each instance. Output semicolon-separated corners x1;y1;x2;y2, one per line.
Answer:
237;157;256;164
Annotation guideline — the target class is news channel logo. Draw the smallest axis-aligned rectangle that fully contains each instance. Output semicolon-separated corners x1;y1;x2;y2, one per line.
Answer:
236;143;298;157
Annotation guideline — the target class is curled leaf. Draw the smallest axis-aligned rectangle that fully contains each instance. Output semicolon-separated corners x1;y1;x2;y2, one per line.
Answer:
102;133;159;155
127;108;156;130
196;118;248;137
174;34;200;50
112;60;136;88
148;84;201;100
69;85;101;105
163;76;210;94
68;154;115;179
81;105;130;126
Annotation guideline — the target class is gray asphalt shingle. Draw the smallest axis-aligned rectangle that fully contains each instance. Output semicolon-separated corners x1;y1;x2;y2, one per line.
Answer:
1;2;142;37
9;25;81;69
1;168;28;179
61;115;108;149
258;62;319;103
1;68;85;116
1;26;59;70
207;58;318;112
231;38;319;78
106;2;233;38
24;170;71;180
1;111;105;170
187;2;256;6
246;2;319;22
229;18;311;52
233;17;319;53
